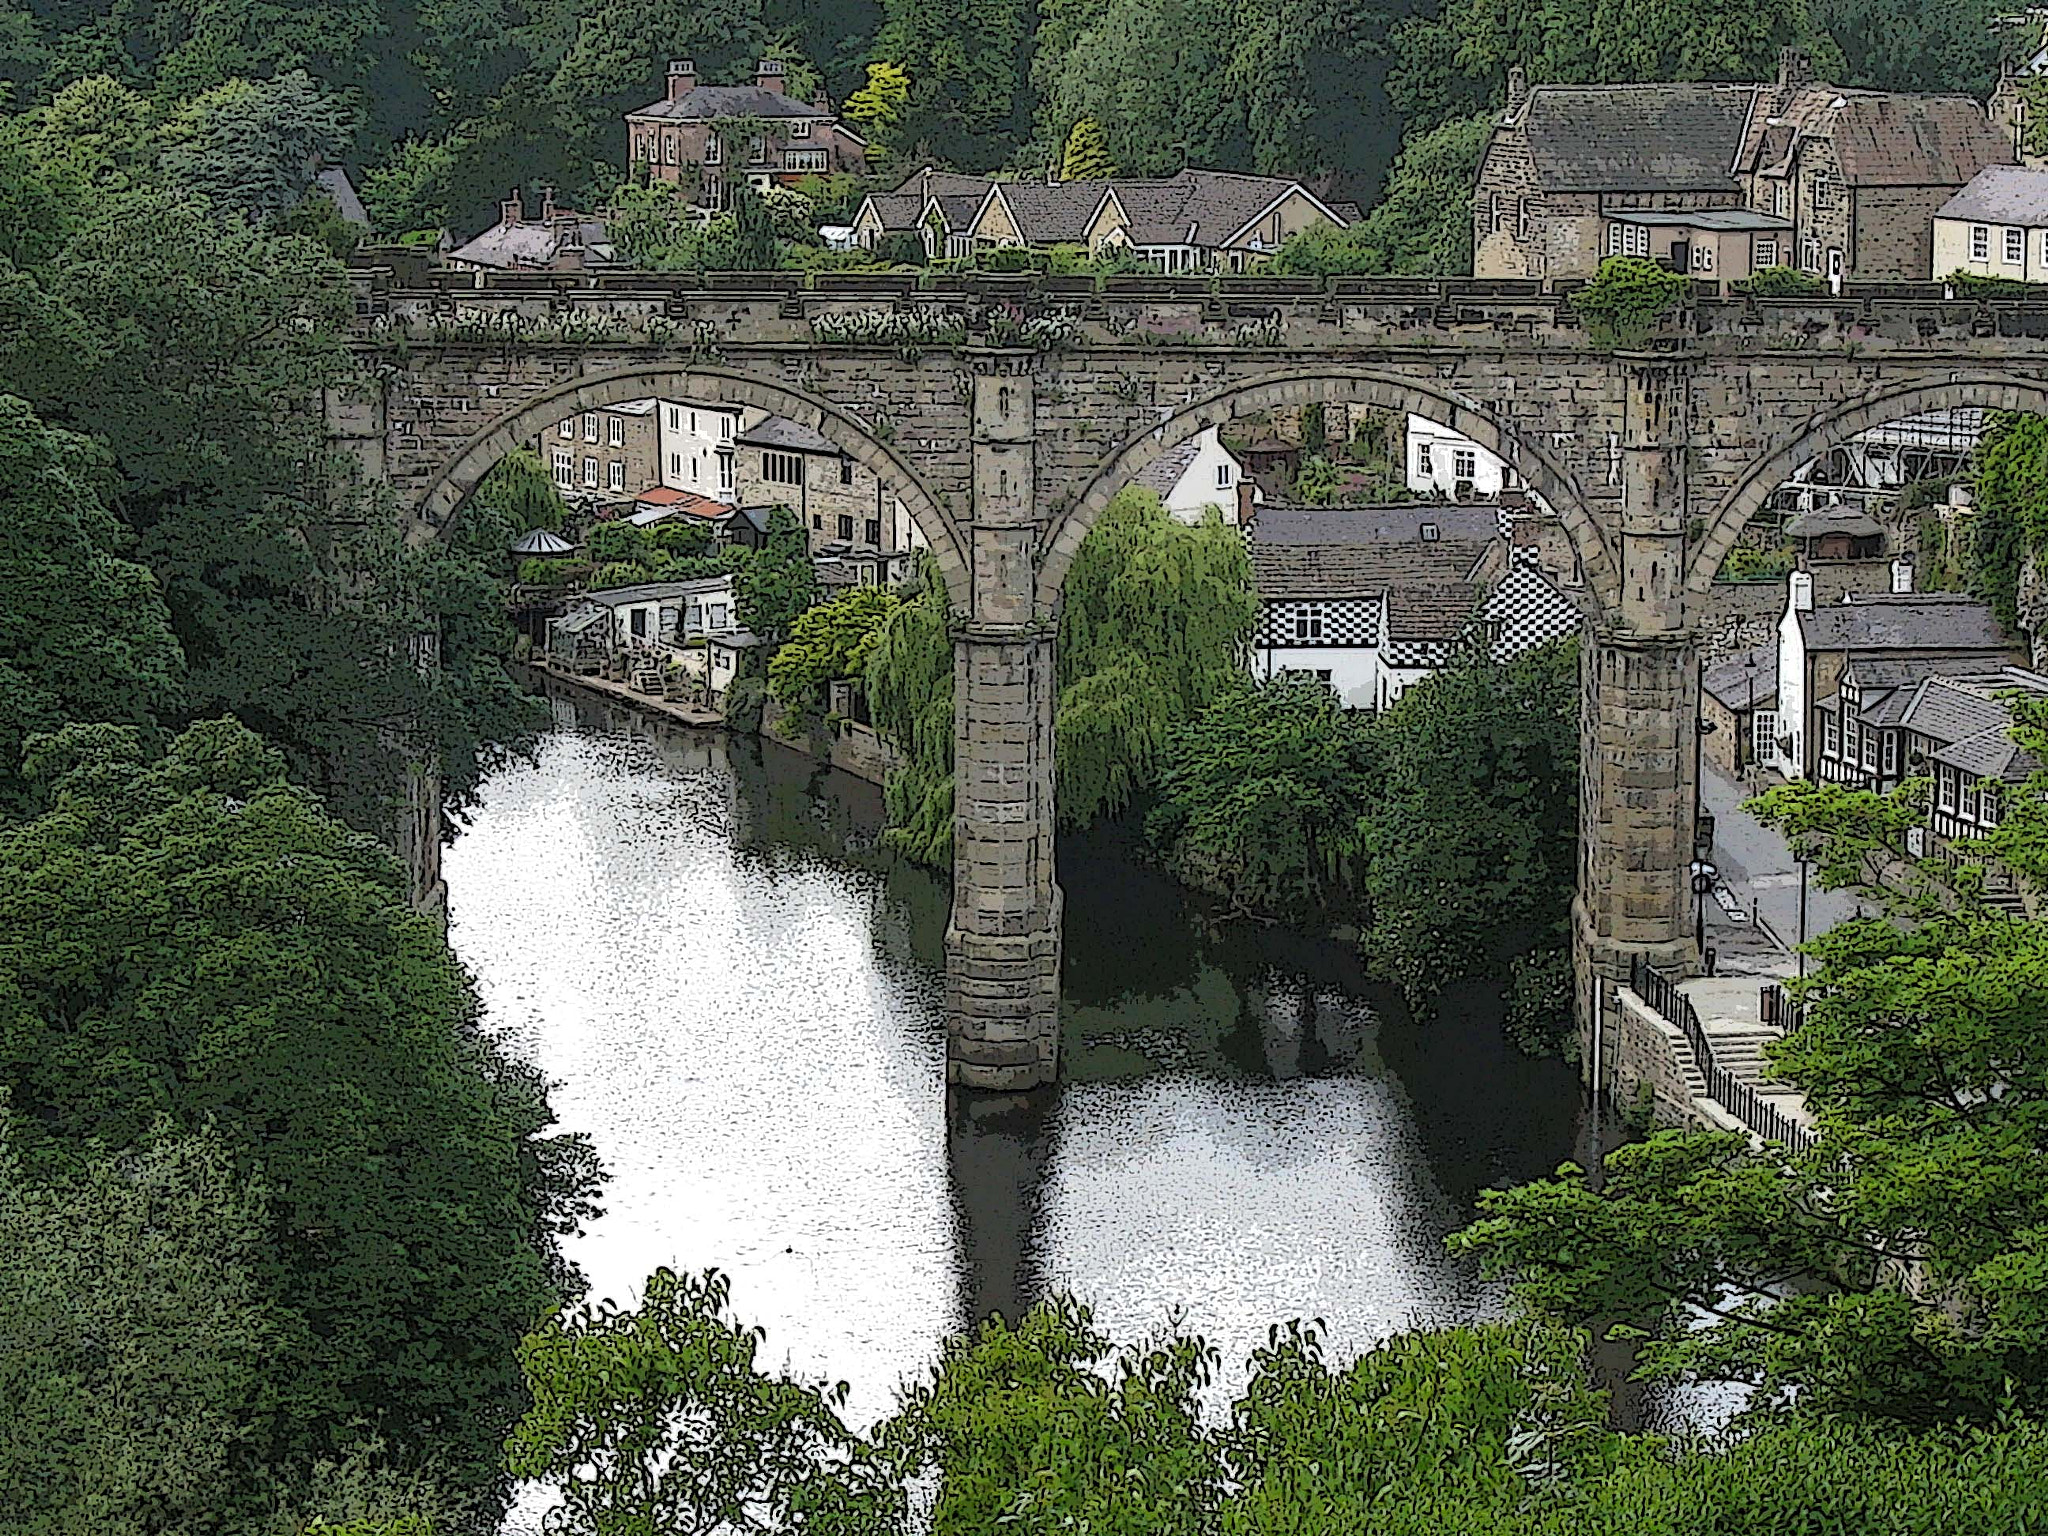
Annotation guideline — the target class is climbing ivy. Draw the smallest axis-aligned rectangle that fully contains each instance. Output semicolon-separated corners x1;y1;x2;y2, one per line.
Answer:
1574;257;1691;348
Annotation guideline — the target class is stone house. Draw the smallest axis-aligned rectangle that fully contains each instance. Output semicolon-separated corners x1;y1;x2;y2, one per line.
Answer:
564;577;740;660
625;60;868;213
1701;646;1777;777
729;414;919;556
1473;51;2011;284
541;397;661;503
1769;569;2018;780
851;168;995;257
1933;164;2048;279
447;189;615;273
707;630;767;703
1730;51;2011;286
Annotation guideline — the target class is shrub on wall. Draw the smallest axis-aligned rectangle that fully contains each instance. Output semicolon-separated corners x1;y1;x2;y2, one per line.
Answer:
1575;257;1690;347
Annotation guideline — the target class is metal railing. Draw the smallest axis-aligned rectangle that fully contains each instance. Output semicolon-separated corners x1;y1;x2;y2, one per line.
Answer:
1760;982;1806;1036
1630;959;1817;1154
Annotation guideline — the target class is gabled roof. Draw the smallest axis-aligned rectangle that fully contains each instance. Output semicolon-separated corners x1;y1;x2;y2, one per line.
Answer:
1797;593;2011;654
1510;82;1755;194
1097;169;1349;248
1482;549;1585;658
1386;582;1479;642
628;85;832;123
1134;438;1204;498
313;166;370;227
1703;645;1778;712
737;415;838;454
860;192;924;233
447;212;610;269
891;166;997;198
1938;163;2048;226
1811;91;2009;188
1248;537;1494;600
974;181;1107;245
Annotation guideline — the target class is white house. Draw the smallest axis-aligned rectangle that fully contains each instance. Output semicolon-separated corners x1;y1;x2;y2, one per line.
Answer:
1934;164;2048;281
1132;426;1253;524
1405;416;1519;500
559;576;740;660
658;398;744;502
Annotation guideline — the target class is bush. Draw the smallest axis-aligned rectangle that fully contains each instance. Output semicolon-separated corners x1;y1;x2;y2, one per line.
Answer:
1575;257;1691;347
1737;265;1827;297
1949;270;2048;298
722;675;767;734
1715;544;1795;584
516;557;586;587
872;230;926;266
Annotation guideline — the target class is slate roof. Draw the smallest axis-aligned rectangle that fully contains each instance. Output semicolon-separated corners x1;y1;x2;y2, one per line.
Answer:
628;85;830;122
1107;169;1346;247
892;167;996;197
1515;83;1754;193
1249;538;1494;600
1821;92;2009;187
1134;438;1203;497
1606;207;1793;231
447;212;611;269
1786;506;1884;539
1797;593;2011;653
1250;502;1502;547
1935;727;2037;781
313;166;370;227
737;415;838;454
1386;583;1479;642
583;576;735;607
709;629;767;649
983;181;1112;244
863;193;924;234
1939;164;2048;226
1702;646;1778;712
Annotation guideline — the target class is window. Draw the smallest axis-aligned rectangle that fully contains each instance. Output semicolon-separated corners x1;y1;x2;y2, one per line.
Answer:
1215;462;1232;489
1609;222;1649;257
607;415;624;448
583;413;599;443
837;514;854;541
1983;786;2004;827
1755;237;1778;268
762;450;803;486
690;454;700;483
839;459;853;485
749;137;766;163
1802;238;1821;272
1937;763;1957;812
812;512;822;530
1516;196;1531;240
709;604;728;629
1752;709;1777;764
1823;709;1840;757
1293;605;1324;642
1453;449;1477;480
2007;226;2025;265
669;451;681;476
664;136;678;165
582;456;598;488
786;149;828;172
1861;726;1877;771
608;460;626;492
551;449;574;486
1961;775;1981;821
792;120;812;138
1418;442;1434;475
1774;181;1789;217
719;416;733;440
630;608;648;638
2040;229;2048;268
1883;732;1898;775
1420;522;1440;542
1315;670;1333;684
689;410;698;433
718;457;734;494
1693;242;1714;273
1490;193;1502;233
1972;224;1990;261
704;136;721;165
558;419;574;439
864;518;881;545
667;405;680;430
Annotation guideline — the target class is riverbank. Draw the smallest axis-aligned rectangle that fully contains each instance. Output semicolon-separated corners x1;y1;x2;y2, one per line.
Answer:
517;656;726;728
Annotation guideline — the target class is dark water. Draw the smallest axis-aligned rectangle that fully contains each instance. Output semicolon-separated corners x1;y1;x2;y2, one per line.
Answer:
446;686;1587;1475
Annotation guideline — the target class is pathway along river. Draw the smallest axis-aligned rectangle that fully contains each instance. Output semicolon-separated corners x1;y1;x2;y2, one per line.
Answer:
449;683;1591;1516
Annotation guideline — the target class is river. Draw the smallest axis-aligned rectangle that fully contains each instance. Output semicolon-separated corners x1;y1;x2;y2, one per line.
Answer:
446;684;1590;1516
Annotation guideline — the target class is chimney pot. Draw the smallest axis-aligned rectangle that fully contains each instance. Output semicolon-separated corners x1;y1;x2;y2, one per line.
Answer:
756;59;786;94
667;60;695;101
501;188;523;225
1507;66;1529;115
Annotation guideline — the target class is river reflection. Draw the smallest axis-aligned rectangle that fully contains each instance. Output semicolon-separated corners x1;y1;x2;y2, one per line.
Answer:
448;687;1586;1461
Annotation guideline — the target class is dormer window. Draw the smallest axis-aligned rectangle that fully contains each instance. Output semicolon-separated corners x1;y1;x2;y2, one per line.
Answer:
1421;523;1440;542
792;120;812;138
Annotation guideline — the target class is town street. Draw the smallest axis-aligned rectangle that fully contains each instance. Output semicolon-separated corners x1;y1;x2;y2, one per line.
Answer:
1699;760;1863;975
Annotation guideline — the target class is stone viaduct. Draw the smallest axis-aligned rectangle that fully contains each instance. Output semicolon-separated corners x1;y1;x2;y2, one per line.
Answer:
332;261;2048;1091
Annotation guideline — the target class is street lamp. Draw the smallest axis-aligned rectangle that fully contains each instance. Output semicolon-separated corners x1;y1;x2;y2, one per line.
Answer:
1690;859;1718;972
1794;838;1813;980
1742;652;1759;776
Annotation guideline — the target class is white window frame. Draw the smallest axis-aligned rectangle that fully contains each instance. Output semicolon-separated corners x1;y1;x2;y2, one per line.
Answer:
1453;449;1477;480
786;149;827;172
665;136;679;166
1882;732;1897;775
2006;227;2025;265
608;460;626;492
1972;224;1990;261
719;415;734;441
1961;774;1981;820
1774;181;1789;217
1215;463;1231;489
792;119;812;138
582;456;599;489
1293;605;1324;642
1823;709;1840;758
558;419;574;439
607;415;624;448
1752;709;1777;764
1937;763;1957;812
583;413;599;443
703;136;719;165
718;456;734;495
1755;237;1778;268
551;449;574;486
2040;229;2048;268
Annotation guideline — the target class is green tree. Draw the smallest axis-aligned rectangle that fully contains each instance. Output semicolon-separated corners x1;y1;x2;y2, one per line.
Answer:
506;1267;902;1535
1269;113;1489;277
1059;115;1117;178
0;394;181;807
0;719;601;1516
1147;673;1376;918
1223;0;1411;196
866;553;955;865
157;70;353;226
728;176;781;269
1359;641;1579;1015
472;447;568;536
876;0;1034;165
1031;0;1244;177
768;585;901;707
843;59;911;156
737;505;819;640
1967;410;2048;632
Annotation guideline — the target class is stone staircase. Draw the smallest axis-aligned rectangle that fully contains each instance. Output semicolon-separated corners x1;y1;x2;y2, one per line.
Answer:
629;661;664;695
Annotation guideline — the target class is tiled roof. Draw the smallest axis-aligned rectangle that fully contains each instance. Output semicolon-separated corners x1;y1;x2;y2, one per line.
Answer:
628;85;828;122
448;213;609;269
1110;169;1342;247
630;488;733;523
1703;645;1777;712
984;181;1108;244
1825;92;2010;187
1938;164;2048;225
1249;502;1502;548
1387;582;1480;642
737;415;838;454
1515;82;1754;193
1249;539;1493;600
863;192;923;233
1798;593;2010;653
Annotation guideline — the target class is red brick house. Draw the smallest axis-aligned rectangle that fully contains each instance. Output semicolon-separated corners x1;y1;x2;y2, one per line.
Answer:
625;60;868;212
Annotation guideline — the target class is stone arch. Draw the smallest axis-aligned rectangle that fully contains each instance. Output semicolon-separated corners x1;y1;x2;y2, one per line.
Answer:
411;363;972;605
1038;366;1616;608
1686;371;2048;594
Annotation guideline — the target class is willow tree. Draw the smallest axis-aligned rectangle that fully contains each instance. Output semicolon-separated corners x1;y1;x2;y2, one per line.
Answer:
866;491;1255;868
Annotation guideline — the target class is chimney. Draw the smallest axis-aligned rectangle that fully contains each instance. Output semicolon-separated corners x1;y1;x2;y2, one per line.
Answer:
501;187;523;225
1891;557;1914;594
1778;47;1813;89
756;59;786;94
1236;480;1256;527
1506;65;1529;116
540;186;557;222
1789;568;1815;613
667;60;695;101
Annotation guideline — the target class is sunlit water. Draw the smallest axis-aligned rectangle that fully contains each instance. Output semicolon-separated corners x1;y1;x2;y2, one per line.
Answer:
446;686;1589;1527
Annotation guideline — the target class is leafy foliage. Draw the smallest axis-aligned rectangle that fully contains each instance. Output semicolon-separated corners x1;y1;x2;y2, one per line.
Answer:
866;553;957;866
1574;256;1692;347
1147;673;1375;917
1736;265;1830;297
1059;115;1117;178
1267;114;1490;276
1967;410;2048;632
768;585;901;707
0;720;601;1517
737;505;819;641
